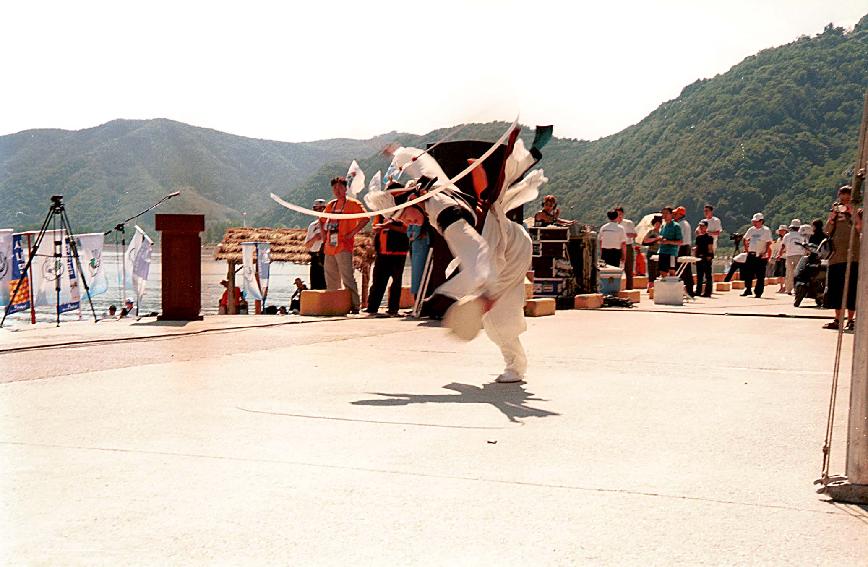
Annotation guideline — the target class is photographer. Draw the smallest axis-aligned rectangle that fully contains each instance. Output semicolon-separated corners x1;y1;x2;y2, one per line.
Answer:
822;184;863;330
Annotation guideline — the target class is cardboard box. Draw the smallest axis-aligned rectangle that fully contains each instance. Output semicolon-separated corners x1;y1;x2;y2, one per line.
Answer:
713;273;726;282
731;280;745;290
618;290;641;303
716;282;732;292
633;275;649;289
648;287;654;300
300;289;352;316
524;298;556;317
574;293;604;309
524;278;534;300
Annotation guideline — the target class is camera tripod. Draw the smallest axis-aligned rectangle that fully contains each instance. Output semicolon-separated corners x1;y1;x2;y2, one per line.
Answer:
1;195;98;328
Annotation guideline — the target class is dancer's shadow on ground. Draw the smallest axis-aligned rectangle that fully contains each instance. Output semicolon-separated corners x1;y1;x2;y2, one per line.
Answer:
351;382;559;423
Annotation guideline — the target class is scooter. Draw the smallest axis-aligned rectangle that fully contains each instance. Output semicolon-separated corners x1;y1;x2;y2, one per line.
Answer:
793;242;826;308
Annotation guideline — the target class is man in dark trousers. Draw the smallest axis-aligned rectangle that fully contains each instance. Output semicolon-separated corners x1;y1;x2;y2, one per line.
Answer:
694;220;715;297
674;206;694;297
304;199;327;289
365;212;410;317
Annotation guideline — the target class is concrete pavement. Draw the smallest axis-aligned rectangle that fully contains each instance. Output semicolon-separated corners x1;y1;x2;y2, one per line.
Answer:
1;293;865;564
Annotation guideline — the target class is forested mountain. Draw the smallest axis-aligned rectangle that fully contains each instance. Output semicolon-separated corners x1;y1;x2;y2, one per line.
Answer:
2;14;867;241
0;119;401;240
262;16;868;235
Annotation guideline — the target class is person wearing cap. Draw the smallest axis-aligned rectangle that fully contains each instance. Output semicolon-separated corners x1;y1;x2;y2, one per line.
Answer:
304;199;328;290
694;220;714;297
289;277;307;313
657;206;682;277
741;212;773;297
323;176;369;313
615;205;637;289
674;206;694;297
823;183;863;330
769;224;788;283
119;298;135;318
779;219;806;294
218;280;243;314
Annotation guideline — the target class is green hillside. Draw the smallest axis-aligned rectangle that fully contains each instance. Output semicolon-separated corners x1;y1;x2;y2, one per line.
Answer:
0;119;400;240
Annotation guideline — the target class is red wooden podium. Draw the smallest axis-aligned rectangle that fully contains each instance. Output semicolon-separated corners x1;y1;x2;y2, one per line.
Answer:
155;214;205;321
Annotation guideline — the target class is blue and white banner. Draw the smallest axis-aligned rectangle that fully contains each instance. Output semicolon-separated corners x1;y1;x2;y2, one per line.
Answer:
0;229;12;306
257;242;271;300
241;242;263;301
74;233;108;297
6;233;30;313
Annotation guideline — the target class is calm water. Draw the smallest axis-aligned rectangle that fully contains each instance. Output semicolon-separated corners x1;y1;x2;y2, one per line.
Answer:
2;248;412;329
2;248;313;328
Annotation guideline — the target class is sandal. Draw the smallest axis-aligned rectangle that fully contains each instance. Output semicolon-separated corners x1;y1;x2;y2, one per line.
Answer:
822;321;840;330
846;320;855;331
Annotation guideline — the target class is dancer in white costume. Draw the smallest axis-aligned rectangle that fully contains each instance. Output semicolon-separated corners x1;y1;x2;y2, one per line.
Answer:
385;130;549;383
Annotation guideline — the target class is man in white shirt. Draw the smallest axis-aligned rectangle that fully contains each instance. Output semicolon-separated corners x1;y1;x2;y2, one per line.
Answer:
599;209;627;268
779;219;806;294
304;198;327;289
703;204;723;248
742;212;773;298
674;206;694;297
616;206;637;289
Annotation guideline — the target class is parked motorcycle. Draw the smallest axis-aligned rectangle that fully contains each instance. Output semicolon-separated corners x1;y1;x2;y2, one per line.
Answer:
793;242;826;308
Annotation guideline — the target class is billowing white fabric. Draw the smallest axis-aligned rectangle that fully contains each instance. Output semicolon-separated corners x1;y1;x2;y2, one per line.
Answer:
0;229;12;306
74;232;108;297
346;160;366;196
364;170;398;211
434;221;490;300
130;227;153;302
241;242;263;301
257;242;271;294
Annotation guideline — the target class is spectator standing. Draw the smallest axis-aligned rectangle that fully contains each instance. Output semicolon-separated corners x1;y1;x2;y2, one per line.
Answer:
741;213;773;298
365;212;410;317
779;219;806;295
323;176;369;314
402;204;430;300
598;210;627;268
703;204;723;249
694;220;714;297
823;185;862;330
674;206;694;297
769;225;788;279
642;215;663;284
615;206;637;289
304;198;328;290
657;207;683;277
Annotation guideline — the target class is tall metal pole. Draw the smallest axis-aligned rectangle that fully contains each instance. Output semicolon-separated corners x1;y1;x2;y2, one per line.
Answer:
825;90;868;504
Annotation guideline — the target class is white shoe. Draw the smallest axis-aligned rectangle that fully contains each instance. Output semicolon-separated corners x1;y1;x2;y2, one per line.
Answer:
495;370;524;383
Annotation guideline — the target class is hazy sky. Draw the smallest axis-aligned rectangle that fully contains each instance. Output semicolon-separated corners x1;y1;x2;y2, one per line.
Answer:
2;0;865;143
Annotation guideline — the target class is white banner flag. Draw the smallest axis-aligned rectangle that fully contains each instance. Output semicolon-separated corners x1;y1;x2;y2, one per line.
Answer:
256;242;271;299
129;226;153;303
74;233;108;297
31;229;65;307
241;242;262;301
0;229;12;306
346;160;366;196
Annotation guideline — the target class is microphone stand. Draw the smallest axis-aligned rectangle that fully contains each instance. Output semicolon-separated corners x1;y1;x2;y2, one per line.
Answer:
103;191;181;306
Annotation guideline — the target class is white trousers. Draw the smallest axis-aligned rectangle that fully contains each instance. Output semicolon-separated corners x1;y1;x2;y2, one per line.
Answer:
785;255;801;293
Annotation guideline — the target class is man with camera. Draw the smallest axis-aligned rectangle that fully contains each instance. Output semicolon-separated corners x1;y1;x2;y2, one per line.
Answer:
741;212;772;298
823;184;863;330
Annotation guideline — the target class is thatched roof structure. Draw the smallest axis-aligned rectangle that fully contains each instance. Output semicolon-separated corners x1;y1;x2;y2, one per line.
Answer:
214;227;374;269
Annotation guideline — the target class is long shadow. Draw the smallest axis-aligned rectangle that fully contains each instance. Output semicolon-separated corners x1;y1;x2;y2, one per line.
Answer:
352;382;560;423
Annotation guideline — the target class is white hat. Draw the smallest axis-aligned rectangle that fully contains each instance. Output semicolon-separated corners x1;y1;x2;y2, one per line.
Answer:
777;224;788;231
789;218;801;228
752;213;764;222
